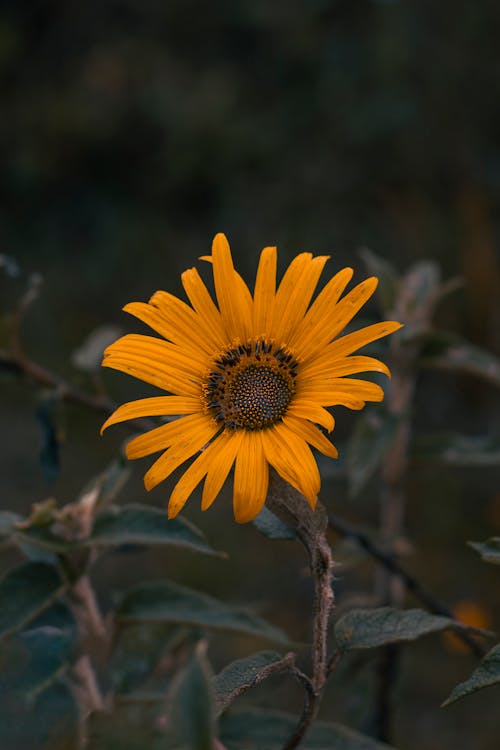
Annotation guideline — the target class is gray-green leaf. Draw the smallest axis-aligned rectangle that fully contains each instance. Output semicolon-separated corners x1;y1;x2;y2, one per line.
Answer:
413;433;500;467
166;641;215;750
442;643;500;706
420;331;500;388
468;537;500;564
0;562;66;639
90;504;222;556
252;507;296;540
220;708;397;749
116;580;289;644
335;607;465;651
347;410;399;498
213;651;287;716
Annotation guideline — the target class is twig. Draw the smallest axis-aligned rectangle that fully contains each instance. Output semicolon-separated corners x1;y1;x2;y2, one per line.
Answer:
282;668;317;750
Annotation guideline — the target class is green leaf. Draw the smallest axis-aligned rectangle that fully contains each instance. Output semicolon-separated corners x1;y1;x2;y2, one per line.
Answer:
412;433;500;466
0;622;75;700
111;623;196;695
0;562;66;639
166;641;215;750
213;651;285;716
252;506;296;540
335;607;467;651
468;537;500;564
219;708;397;749
90;504;222;556
420;331;500;388
442;643;500;706
347;410;399;497
0;681;79;750
360;248;401;312
117;580;289;644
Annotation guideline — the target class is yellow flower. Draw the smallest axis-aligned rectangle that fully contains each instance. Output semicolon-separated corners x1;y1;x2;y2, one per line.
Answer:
101;234;401;523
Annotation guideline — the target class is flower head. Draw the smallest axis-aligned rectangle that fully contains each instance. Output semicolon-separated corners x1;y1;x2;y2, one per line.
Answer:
101;234;401;523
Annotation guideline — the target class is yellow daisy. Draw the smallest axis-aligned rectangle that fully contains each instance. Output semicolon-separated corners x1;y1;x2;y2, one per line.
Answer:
101;234;401;523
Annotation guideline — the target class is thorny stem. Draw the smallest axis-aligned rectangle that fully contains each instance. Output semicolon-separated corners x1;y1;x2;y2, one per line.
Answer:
266;472;335;750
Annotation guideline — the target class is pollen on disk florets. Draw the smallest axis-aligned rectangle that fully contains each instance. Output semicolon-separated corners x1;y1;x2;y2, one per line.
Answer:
204;338;298;430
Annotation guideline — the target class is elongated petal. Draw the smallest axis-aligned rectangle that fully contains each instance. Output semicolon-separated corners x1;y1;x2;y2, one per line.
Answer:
124;298;218;357
293;276;378;360
104;334;207;375
286;400;335;432
167;438;222;519
300;354;391;381
296;378;384;407
315;321;403;363
181;267;226;347
211;233;253;341
273;254;329;344
202;429;244;510
282;415;338;458
102;354;200;397
233;431;269;523
144;420;218;490
253;246;277;335
261;424;320;508
101;396;201;434
287;267;353;354
126;413;216;459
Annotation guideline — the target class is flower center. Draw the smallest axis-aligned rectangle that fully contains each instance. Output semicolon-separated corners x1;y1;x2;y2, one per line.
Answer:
204;340;297;430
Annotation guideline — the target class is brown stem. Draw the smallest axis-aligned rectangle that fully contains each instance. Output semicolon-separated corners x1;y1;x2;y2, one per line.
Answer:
282;668;317;750
266;472;335;750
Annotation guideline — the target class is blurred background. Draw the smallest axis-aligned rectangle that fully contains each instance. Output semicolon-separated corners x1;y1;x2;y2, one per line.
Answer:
1;1;500;748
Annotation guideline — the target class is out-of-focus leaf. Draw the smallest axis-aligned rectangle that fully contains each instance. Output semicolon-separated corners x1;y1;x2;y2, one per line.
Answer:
468;537;500;564
360;248;400;313
252;506;296;540
36;396;64;483
335;607;475;651
0;562;66;639
442;644;500;707
111;623;194;695
72;324;122;373
117;580;289;644
0;511;23;544
420;331;500;388
213;651;285;716
81;456;132;510
87;704;166;750
166;641;215;750
90;504;222;556
412;433;500;466
219;708;397;749
0;681;79;750
347;410;399;497
0;620;76;699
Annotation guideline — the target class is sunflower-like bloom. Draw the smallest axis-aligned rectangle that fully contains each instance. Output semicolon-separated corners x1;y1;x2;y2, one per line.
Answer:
101;234;401;523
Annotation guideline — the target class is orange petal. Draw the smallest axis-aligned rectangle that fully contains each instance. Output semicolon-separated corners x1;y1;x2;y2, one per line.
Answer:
101;396;201;434
233;431;269;523
211;233;253;341
202;430;244;511
126;413;215;459
253;246;277;335
282;415;338;458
